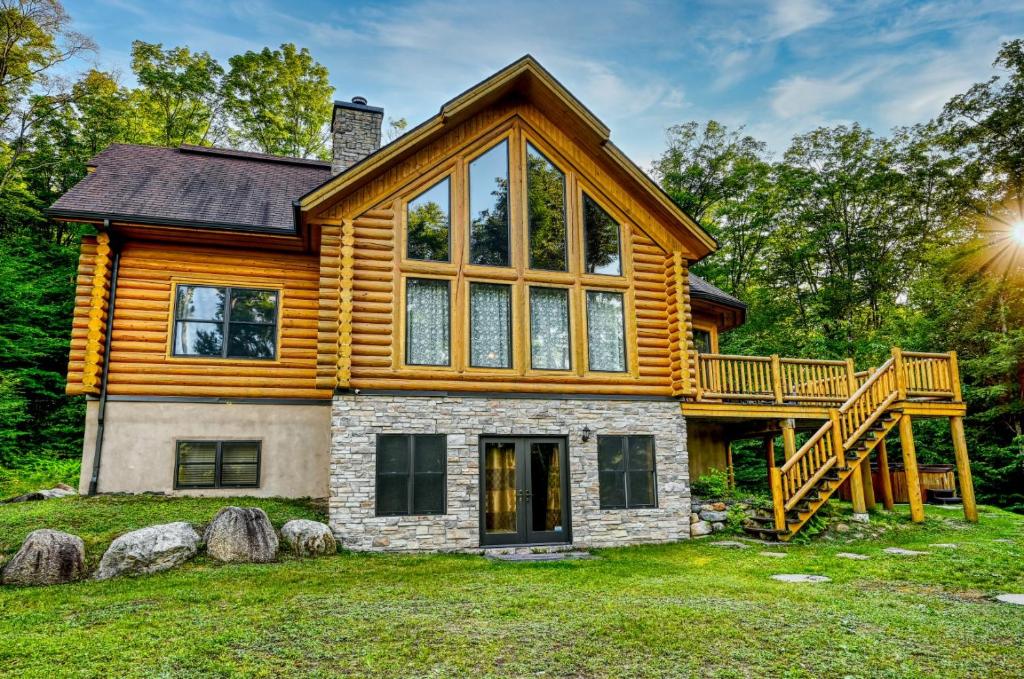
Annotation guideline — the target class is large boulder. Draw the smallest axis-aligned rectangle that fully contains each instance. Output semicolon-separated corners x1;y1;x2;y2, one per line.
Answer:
281;519;337;557
1;529;86;586
95;522;201;580
204;507;278;563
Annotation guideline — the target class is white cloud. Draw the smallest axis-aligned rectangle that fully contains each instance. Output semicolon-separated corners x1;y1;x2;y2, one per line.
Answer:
769;0;834;39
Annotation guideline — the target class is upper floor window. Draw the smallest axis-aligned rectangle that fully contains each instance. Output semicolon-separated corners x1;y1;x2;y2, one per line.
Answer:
470;282;512;369
583;194;621;276
526;143;567;271
468;140;510;267
529;286;571;370
406;277;450;366
586;290;626;372
172;285;278;359
406;177;451;262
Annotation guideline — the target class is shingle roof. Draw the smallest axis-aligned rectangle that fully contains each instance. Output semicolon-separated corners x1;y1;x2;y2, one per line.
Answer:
48;144;331;233
689;274;746;310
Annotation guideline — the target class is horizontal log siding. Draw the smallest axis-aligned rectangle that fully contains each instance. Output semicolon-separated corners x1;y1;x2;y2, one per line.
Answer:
103;241;329;399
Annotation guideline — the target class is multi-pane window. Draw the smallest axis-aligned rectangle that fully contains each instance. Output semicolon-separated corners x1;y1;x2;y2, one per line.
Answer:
583;194;621;275
468;140;510;267
470;282;512;368
526;143;567;271
406;177;451;262
175;440;260;489
405;278;450;366
173;285;278;359
598;435;657;509
529;287;571;370
376;434;447;516
586;290;626;372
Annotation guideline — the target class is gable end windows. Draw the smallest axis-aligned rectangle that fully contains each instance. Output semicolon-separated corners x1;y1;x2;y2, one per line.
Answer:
172;285;278;360
407;177;451;262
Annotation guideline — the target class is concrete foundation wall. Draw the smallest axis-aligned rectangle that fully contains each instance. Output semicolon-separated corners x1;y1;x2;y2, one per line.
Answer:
79;400;330;497
330;394;691;552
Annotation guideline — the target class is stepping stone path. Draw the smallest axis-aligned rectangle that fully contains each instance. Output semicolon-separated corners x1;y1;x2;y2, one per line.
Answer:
992;539;1014;544
929;543;958;549
771;574;831;583
994;594;1024;606
711;541;749;549
760;551;787;558
836;552;870;560
487;551;592;562
883;547;930;556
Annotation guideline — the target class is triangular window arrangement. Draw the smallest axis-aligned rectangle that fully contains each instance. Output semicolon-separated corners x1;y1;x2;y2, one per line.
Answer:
406;177;451;262
582;193;621;276
468;139;511;267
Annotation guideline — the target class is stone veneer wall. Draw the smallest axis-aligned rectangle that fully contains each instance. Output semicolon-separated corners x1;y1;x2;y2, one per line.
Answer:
330;394;691;552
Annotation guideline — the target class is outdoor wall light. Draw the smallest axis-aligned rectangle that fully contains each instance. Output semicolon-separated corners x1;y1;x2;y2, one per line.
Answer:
580;425;592;443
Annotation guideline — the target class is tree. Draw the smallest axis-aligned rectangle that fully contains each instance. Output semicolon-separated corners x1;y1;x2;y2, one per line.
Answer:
222;43;333;159
130;40;224;147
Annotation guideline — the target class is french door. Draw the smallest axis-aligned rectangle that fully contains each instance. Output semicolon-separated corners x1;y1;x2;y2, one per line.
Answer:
480;437;570;546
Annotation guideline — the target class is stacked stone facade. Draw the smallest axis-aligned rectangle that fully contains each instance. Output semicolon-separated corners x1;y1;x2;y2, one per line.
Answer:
329;394;691;552
331;99;383;175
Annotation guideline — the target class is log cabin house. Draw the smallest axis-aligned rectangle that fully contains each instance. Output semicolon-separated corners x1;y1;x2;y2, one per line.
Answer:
49;56;977;550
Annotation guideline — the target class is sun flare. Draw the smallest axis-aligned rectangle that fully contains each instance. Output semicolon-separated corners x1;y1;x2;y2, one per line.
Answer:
1012;221;1024;246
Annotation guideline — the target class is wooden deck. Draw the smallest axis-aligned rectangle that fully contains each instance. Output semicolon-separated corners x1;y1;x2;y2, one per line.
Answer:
679;348;976;539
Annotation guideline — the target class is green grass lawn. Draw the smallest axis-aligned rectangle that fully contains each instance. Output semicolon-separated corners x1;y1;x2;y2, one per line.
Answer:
1;497;1022;678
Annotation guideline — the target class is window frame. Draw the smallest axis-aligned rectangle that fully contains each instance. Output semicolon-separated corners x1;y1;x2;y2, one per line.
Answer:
691;323;718;354
527;284;574;372
403;276;452;368
467;136;513;269
375;434;448;517
170;283;280;361
584;288;628;373
525;141;569;272
174;439;261;490
597;435;658;510
581;191;623;277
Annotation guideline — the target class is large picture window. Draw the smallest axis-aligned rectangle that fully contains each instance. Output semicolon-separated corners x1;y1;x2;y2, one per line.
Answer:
405;278;451;366
586;290;626;372
406;177;450;262
172;285;278;359
529;287;571;370
376;434;447;516
470;282;512;369
583;194;621;276
598;435;657;509
468;140;510;267
526;143;567;271
175;440;260;489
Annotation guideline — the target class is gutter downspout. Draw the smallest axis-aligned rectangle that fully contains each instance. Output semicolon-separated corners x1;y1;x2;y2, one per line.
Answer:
88;221;119;496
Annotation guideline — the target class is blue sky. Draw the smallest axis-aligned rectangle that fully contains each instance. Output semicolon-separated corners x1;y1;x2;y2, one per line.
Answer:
65;0;1024;166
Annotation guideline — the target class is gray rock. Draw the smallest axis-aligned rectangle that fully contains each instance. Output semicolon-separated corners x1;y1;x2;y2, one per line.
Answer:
851;513;870;524
204;507;278;563
994;594;1024;606
711;541;750;549
281;519;337;557
95;522;201;580
1;529;85;586
928;543;958;549
711;522;726;532
834;523;851;533
700;510;729;523
836;552;870;560
689;512;699;525
772;574;831;583
760;551;788;558
883;547;929;556
4;484;76;503
691;521;713;537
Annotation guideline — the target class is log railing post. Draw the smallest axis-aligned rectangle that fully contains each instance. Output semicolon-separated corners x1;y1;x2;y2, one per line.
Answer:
829;409;846;469
892;347;907;400
845;358;857;398
949;350;963;402
781;419;797;461
693;352;704;402
771;354;783;404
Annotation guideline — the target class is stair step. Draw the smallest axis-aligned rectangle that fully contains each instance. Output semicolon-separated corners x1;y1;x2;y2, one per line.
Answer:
743;526;791;538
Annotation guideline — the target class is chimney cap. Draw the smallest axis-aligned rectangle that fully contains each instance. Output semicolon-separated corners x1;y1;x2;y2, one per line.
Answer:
332;98;383;115
351;96;368;105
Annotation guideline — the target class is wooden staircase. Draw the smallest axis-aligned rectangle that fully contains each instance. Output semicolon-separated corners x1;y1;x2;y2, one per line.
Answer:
744;355;907;541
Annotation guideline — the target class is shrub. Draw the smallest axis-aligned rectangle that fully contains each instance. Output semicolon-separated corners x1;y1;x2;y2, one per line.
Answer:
0;457;80;499
691;468;731;499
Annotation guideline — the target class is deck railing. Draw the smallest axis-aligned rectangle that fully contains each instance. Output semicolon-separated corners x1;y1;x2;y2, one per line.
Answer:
691;348;961;406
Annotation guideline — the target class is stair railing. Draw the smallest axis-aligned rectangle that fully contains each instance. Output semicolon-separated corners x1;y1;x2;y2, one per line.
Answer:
771;357;901;529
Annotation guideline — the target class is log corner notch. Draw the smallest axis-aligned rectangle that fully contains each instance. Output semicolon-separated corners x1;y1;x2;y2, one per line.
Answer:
315;221;345;390
665;251;695;397
81;232;113;395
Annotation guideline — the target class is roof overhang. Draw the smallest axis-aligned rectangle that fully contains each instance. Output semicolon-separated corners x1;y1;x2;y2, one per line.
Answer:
299;55;717;259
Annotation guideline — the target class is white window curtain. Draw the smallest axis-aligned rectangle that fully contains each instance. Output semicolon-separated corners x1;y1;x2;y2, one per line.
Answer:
406;278;450;365
530;287;570;370
587;290;626;372
470;283;512;368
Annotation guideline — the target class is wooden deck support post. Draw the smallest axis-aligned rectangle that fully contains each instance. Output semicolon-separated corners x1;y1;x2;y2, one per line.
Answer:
726;443;735;490
769;467;787;532
781;419;797;461
764;435;776;469
876;437;895;510
849;459;868;519
950;416;978;522
860;452;876;510
898;414;925;523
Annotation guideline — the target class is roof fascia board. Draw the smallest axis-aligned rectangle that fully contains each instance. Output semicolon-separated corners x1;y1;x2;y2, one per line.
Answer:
47;208;300;237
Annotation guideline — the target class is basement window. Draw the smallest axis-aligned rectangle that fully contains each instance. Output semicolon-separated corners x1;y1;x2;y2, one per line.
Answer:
175;440;261;489
172;285;278;360
598;435;657;509
376;434;447;516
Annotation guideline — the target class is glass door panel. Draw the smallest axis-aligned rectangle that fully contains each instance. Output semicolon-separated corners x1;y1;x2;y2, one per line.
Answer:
482;440;521;544
527;440;567;544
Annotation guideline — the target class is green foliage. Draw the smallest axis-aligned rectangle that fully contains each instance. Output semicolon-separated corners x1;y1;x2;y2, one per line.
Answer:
690;467;731;499
0;456;79;498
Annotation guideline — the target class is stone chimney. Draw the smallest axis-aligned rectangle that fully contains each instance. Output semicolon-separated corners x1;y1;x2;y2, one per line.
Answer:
331;96;384;175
